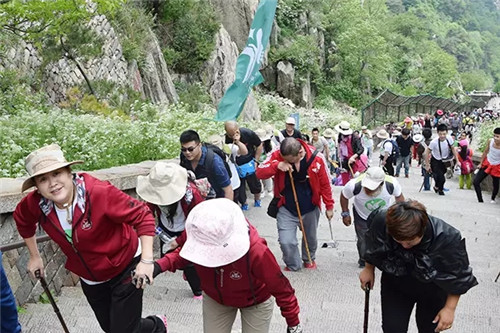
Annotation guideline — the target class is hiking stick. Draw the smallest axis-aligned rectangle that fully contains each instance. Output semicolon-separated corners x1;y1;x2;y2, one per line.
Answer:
363;284;370;333
495;270;500;283
288;169;313;264
35;270;70;333
322;218;337;248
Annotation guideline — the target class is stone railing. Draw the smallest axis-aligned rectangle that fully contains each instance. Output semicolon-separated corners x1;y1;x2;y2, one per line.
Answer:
0;159;173;305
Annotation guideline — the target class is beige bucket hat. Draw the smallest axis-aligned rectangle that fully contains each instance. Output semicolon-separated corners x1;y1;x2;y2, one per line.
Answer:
136;162;188;206
335;121;353;135
180;198;250;267
22;144;83;192
376;129;390;139
361;167;386;190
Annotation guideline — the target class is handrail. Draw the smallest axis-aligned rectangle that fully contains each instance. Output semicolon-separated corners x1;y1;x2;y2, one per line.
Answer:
0;234;51;252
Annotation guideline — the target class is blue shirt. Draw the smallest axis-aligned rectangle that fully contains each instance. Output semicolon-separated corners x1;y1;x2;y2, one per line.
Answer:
284;157;316;216
181;146;231;198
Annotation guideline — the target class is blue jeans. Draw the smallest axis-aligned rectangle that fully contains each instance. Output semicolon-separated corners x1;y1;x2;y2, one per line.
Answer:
395;155;410;176
1;251;22;333
276;206;320;270
422;167;431;191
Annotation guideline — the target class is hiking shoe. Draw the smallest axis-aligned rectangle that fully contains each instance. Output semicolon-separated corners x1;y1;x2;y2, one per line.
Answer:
303;261;317;269
491;200;497;204
283;266;293;272
254;200;262;208
155;315;168;332
241;204;249;211
405;174;409;178
395;174;399;177
438;191;445;196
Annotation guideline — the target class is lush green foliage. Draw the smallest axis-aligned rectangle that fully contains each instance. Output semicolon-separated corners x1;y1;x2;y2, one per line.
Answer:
271;0;500;108
478;120;500;151
154;0;219;74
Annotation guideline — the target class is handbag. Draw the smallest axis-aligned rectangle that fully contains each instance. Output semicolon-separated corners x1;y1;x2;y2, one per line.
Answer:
236;160;256;178
461;157;474;175
438;138;455;168
267;197;280;218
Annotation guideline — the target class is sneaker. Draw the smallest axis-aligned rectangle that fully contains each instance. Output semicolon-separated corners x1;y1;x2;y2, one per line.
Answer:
155;315;168;332
241;204;249;211
438;191;445;196
395;174;399;177
491;200;497;204
405;174;409;178
193;294;203;300
303;261;317;269
254;200;261;208
358;259;365;268
260;191;266;198
283;266;293;272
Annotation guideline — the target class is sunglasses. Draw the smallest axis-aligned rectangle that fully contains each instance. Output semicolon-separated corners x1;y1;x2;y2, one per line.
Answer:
180;143;200;153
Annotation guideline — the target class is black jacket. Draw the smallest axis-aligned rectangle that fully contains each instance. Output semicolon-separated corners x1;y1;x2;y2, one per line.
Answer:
362;209;478;295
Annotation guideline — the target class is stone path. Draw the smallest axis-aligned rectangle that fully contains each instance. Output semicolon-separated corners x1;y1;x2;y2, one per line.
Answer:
17;158;500;332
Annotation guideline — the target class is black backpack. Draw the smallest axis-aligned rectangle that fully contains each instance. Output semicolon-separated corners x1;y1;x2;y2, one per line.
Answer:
203;143;232;179
353;175;395;195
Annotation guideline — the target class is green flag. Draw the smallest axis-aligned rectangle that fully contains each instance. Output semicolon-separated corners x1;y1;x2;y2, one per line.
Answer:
215;0;277;121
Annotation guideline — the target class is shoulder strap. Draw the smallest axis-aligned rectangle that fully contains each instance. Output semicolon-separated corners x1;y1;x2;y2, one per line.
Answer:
353;174;365;195
204;146;215;179
384;176;394;195
305;149;319;170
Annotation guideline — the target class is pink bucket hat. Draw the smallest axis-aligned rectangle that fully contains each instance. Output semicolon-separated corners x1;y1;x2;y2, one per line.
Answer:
459;139;469;147
180;198;250;267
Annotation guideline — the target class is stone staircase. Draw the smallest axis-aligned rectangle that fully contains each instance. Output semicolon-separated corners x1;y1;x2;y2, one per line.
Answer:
17;161;500;332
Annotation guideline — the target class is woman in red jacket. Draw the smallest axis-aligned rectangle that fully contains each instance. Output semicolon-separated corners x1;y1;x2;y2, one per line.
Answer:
13;144;167;333
136;162;205;298
154;198;302;333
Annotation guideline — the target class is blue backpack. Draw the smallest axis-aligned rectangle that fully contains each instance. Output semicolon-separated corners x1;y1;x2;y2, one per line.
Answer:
384;139;400;159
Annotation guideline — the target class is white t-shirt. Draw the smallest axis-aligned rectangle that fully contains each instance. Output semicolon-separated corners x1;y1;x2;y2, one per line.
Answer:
342;177;402;220
429;136;454;160
159;202;186;233
226;143;241;190
379;140;393;156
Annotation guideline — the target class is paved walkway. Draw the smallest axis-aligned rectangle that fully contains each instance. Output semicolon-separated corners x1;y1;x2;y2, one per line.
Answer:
17;158;500;332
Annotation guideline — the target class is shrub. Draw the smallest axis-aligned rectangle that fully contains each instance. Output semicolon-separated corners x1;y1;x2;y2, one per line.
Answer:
156;0;219;74
478;120;500;152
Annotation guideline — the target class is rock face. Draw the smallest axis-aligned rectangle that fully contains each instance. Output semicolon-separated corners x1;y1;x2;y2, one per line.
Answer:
201;26;260;121
276;61;312;108
208;0;259;51
140;28;178;104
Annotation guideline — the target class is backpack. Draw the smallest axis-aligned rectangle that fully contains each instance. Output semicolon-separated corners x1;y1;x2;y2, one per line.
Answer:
384;139;400;159
353;174;395;196
460;150;474;175
203;143;232;179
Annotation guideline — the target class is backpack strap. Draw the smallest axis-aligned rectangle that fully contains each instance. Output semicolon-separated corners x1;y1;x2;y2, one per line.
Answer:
384;175;394;195
305;148;319;170
204;145;216;180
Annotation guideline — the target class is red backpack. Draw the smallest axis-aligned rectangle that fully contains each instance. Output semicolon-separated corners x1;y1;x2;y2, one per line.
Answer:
460;150;474;175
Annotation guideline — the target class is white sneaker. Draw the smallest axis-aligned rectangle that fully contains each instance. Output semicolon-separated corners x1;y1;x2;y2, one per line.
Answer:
261;191;266;198
491;200;497;204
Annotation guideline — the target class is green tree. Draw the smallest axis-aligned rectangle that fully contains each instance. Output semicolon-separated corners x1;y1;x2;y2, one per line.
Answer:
460;70;493;91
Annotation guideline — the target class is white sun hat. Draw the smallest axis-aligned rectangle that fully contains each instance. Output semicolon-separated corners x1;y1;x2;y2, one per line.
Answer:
285;117;296;125
22;144;83;192
361;167;386;190
180;198;250;267
136;162;188;206
335;121;353;135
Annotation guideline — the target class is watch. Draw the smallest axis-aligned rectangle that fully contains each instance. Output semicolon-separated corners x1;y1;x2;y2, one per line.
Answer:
341;211;350;217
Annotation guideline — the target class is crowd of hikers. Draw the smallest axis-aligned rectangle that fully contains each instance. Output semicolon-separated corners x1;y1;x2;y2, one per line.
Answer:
3;108;500;333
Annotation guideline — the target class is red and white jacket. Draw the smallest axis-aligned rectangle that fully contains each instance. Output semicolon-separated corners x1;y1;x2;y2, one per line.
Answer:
256;139;334;211
157;224;300;327
14;173;155;281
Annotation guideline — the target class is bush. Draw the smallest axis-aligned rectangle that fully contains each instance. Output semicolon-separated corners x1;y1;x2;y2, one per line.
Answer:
270;35;322;78
478;120;500;152
0;70;48;115
0;102;224;178
156;0;219;74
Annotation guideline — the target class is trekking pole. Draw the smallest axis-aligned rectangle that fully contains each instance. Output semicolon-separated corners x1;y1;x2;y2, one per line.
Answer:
35;270;70;333
288;169;313;264
495;270;500;283
363;284;370;333
322;218;337;248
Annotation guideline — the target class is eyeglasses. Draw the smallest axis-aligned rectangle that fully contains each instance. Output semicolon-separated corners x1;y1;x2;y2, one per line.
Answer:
180;143;200;153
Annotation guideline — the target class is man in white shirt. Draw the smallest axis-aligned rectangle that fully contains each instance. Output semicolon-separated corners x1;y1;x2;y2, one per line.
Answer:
425;124;460;195
340;167;405;267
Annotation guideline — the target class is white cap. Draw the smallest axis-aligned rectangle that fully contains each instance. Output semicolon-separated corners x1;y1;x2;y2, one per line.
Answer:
361;167;386;190
286;117;296;125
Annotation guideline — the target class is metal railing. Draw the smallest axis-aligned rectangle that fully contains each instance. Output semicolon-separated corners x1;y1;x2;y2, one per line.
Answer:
0;234;51;252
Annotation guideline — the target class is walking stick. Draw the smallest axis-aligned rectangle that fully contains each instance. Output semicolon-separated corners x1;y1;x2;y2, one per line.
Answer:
288;169;313;265
495;270;500;283
363;284;370;333
35;270;70;333
321;218;337;248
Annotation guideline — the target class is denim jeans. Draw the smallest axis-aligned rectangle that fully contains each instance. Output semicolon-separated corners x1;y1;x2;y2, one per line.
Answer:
276;206;320;270
422;167;431;191
395;155;410;176
1;251;22;333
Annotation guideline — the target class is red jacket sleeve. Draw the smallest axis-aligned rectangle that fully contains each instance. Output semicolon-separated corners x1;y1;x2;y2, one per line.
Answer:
256;150;281;180
13;193;41;239
99;181;156;236
156;248;189;273
252;246;300;326
316;156;334;210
